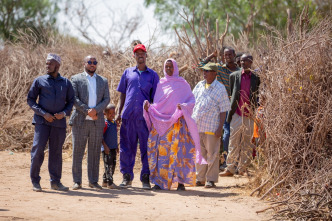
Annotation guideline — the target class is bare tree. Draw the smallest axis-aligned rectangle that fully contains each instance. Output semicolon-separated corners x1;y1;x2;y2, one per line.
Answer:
63;0;143;49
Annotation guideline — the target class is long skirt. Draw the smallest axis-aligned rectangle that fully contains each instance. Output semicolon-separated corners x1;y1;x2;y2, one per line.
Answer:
147;117;196;190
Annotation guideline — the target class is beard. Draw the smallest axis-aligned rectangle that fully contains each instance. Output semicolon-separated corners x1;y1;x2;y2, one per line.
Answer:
85;67;96;74
47;68;57;75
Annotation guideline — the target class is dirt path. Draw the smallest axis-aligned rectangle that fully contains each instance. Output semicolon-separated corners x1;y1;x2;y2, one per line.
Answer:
0;150;270;221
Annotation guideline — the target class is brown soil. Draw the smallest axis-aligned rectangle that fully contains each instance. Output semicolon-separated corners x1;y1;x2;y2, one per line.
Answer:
0;150;271;221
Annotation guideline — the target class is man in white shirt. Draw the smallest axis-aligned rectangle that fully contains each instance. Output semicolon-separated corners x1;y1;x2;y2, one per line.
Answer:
69;55;110;190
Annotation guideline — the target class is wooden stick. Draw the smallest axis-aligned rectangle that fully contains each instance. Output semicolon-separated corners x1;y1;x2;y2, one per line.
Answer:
216;19;219;63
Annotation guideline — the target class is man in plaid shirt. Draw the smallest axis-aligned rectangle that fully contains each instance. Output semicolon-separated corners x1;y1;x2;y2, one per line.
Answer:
199;47;240;170
192;63;231;188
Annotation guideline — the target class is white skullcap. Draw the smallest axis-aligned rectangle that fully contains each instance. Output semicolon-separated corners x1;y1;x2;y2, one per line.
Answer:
46;53;61;64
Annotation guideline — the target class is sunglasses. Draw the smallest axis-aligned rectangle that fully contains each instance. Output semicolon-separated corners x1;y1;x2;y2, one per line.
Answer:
87;61;98;65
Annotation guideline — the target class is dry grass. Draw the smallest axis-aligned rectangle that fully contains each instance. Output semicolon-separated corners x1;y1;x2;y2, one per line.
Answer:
248;15;332;220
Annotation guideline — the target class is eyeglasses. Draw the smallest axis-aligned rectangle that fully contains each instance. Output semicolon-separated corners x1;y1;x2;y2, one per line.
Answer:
203;70;214;72
87;61;98;65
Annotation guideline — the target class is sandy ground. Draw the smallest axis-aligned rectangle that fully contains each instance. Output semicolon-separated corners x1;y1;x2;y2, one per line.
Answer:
0;150;271;221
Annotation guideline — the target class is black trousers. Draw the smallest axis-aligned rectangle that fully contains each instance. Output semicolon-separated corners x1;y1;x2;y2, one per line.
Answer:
102;149;117;184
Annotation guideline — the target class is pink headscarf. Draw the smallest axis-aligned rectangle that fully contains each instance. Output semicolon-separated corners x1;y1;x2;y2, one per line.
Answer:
143;58;206;164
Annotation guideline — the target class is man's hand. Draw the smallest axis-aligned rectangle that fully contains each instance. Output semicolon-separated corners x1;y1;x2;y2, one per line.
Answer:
212;50;218;58
214;127;223;138
91;115;98;120
54;112;65;120
44;113;55;122
88;108;97;117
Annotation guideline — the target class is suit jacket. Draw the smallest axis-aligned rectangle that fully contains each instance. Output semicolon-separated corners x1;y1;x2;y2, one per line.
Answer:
227;69;260;123
69;72;110;128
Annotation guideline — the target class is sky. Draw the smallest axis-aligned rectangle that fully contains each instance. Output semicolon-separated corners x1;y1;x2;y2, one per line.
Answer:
58;0;175;50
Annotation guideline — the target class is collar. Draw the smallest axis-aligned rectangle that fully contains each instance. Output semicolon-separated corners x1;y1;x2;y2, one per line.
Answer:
134;66;149;73
203;78;218;88
223;63;240;71
47;73;63;80
107;119;115;124
84;71;96;78
241;68;252;76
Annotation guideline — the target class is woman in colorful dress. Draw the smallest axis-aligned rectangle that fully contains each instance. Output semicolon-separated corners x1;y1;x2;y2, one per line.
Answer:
143;58;205;191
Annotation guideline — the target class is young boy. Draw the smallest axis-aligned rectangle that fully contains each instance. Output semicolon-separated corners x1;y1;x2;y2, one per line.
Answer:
102;104;118;189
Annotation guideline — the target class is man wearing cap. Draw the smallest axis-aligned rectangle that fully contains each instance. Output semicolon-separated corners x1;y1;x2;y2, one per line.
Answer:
69;55;110;190
116;44;159;189
219;53;260;177
192;62;231;188
27;53;74;192
199;47;240;171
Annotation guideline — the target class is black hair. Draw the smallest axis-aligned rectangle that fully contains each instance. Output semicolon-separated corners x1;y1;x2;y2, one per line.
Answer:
235;52;244;59
223;46;236;55
105;104;116;112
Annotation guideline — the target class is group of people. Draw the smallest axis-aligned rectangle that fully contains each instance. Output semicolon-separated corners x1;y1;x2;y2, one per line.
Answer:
27;42;260;192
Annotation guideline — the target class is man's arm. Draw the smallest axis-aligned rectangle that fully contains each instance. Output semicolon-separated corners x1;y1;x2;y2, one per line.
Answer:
115;92;126;123
229;73;235;96
203;50;217;63
55;80;75;120
63;80;75;116
71;76;90;115
27;78;55;122
215;112;226;138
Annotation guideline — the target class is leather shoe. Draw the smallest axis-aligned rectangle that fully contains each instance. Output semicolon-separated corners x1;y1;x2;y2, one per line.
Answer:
219;170;234;177
119;173;132;188
89;182;102;190
152;185;162;191
205;181;216;188
72;183;82;190
195;181;205;186
177;183;186;191
32;183;42;192
141;174;151;190
51;183;69;191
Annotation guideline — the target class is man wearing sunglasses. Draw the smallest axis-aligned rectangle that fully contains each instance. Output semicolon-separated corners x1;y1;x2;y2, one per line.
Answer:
69;55;110;190
116;44;159;189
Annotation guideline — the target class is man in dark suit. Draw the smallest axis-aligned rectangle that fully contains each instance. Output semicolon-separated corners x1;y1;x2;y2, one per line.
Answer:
70;55;110;190
219;53;260;177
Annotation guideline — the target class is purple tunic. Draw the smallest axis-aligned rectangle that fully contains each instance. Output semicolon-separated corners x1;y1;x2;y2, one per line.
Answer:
117;66;159;120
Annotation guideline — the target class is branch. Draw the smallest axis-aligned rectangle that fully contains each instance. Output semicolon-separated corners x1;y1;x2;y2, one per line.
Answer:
219;14;229;49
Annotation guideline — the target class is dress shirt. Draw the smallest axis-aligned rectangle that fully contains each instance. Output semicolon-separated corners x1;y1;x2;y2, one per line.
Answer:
85;72;97;120
235;70;252;116
27;74;75;128
192;78;231;133
117;66;159;120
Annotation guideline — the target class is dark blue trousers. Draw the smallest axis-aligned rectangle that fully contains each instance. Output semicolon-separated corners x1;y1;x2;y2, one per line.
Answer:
119;118;149;181
30;124;66;184
222;112;230;163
